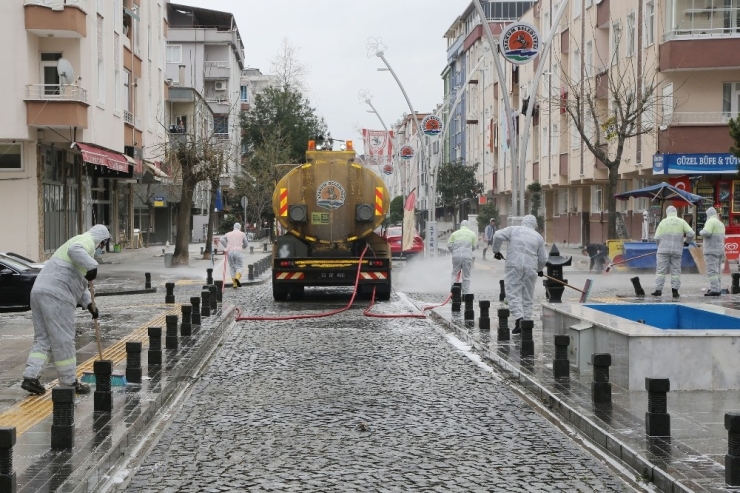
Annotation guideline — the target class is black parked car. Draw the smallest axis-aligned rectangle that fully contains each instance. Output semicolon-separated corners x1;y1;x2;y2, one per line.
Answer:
0;256;41;312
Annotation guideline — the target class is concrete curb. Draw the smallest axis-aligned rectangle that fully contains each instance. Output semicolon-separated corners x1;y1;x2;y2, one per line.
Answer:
95;288;158;297
426;310;693;493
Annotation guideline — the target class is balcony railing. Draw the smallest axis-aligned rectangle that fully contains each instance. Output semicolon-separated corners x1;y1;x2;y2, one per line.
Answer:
204;61;230;69
667;112;739;125
124;110;134;125
25;84;87;102
664;27;740;41
24;0;87;12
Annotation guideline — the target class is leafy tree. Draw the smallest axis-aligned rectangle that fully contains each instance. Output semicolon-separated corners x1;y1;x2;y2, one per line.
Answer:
731;116;740;165
389;195;404;225
527;182;545;232
476;202;500;231
436;160;483;226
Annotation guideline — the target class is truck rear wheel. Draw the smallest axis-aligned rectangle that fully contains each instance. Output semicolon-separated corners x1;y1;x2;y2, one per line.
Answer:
273;284;289;301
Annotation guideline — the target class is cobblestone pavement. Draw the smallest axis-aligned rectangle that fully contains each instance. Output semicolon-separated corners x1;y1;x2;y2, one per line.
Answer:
126;267;634;492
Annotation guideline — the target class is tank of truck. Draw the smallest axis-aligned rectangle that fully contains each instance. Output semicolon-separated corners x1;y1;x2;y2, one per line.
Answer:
272;149;389;245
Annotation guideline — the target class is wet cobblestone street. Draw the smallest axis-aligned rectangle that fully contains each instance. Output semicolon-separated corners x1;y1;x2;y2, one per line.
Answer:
126;277;633;492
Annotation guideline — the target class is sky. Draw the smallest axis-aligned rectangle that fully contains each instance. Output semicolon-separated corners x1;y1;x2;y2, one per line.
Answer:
173;0;471;154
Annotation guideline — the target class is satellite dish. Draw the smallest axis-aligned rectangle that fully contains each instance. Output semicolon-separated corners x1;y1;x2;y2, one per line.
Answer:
57;58;75;86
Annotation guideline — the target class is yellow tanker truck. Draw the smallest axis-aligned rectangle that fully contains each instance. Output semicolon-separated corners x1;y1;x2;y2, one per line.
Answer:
270;140;392;301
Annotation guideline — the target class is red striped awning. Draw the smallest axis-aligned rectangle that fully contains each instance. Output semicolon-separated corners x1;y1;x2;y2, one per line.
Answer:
75;143;129;173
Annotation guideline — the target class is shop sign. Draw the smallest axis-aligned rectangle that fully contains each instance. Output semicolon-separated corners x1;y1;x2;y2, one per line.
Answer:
653;153;739;175
725;236;740;260
499;22;540;65
153;196;165;207
421;115;443;136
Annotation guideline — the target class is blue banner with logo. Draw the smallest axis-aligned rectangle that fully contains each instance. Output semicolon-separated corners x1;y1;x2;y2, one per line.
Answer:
653;153;739;175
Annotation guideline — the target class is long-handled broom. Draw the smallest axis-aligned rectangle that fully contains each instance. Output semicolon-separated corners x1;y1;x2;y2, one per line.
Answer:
80;280;127;386
542;273;593;303
604;251;657;273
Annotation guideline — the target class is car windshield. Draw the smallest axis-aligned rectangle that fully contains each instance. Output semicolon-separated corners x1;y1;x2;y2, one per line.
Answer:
387;228;402;237
0;256;32;272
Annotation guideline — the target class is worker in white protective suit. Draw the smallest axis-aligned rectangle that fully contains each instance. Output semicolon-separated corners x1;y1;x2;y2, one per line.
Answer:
447;220;478;295
220;222;249;288
699;206;726;296
492;215;548;334
642;210;650;242
22;224;111;395
651;205;695;298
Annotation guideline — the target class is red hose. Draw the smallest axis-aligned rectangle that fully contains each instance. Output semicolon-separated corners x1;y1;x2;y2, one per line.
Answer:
235;245;370;321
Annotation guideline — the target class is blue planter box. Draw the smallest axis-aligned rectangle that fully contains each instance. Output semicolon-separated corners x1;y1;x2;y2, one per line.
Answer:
622;242;696;269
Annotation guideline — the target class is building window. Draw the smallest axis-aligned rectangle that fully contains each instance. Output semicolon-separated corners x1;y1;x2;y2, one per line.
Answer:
97;15;105;104
626;11;636;56
240;85;248;102
40;52;62;96
591;185;603;212
662;83;673;126
0;143;22;171
611;20;622;64
644;0;655;46
551;122;559;156
214;115;229;134
558;189;569;215
585;40;593;77
723;82;740;118
571;48;581;83
123;69;130;112
166;45;182;64
573;0;581;17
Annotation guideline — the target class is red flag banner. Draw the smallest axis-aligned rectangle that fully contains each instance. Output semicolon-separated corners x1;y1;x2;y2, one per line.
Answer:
362;129;394;161
402;190;416;251
669;175;692;206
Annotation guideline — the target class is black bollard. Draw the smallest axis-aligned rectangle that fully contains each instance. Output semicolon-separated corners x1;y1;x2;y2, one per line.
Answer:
451;283;462;313
125;342;142;384
733;273;740;295
479;301;491;330
630;276;645;297
499;279;506;302
553;335;570;378
0;427;16;492
145;272;152;290
645;378;671;437
93;360;113;412
543;245;572;303
214;281;223;302
148;327;162;366
250;246;254;254
206;268;213;285
190;297;201;326
165;282;175;304
464;294;475;321
200;246;204;255
263;243;267;252
727;412;740;486
51;387;74;450
209;285;218;312
591;353;612;404
201;290;211;318
520;320;534;357
165;314;178;350
180;305;192;337
497;308;510;341
248;264;255;281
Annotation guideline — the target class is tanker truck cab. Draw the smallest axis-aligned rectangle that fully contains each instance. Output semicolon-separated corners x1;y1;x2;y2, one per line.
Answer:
271;140;392;301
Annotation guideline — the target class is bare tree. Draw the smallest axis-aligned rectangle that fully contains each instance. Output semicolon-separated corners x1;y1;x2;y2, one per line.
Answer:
551;35;678;239
270;38;309;92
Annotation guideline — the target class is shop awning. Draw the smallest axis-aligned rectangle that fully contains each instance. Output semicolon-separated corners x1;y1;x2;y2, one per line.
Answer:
75;143;129;173
144;161;170;179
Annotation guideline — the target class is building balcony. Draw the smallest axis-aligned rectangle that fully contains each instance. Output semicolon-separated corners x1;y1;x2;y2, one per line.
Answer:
25;84;88;128
124;110;134;126
24;0;87;38
659;36;740;71
204;61;231;80
596;0;610;29
658;113;735;153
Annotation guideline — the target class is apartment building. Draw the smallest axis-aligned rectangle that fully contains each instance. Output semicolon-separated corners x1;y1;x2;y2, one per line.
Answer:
434;0;740;245
0;0;168;260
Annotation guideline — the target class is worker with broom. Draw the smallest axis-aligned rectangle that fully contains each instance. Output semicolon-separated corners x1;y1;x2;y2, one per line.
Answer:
447;220;478;296
651;205;695;298
21;225;110;395
492;215;548;334
699;206;726;296
221;222;249;288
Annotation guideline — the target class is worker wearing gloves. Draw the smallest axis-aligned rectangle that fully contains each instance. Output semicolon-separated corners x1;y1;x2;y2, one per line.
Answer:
221;222;249;288
652;205;695;298
447;220;478;295
492;215;548;334
22;224;111;395
699;206;726;296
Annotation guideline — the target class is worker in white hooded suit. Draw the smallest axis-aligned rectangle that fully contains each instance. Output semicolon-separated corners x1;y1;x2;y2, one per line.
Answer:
699;206;725;296
492;215;548;333
22;224;111;395
652;205;695;298
221;222;249;288
447;220;478;295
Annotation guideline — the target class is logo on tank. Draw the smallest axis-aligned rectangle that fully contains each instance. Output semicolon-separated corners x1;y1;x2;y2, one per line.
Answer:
316;181;346;210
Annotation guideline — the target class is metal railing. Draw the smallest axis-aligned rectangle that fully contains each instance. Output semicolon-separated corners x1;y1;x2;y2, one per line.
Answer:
204;61;230;69
24;0;87;12
25;84;87;102
124;110;134;125
664;27;740;41
668;112;738;125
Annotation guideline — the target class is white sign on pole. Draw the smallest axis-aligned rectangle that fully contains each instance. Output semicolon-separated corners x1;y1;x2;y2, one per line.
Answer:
425;220;438;258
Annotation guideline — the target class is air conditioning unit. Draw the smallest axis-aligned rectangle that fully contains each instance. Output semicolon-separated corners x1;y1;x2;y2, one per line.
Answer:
214;81;227;91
